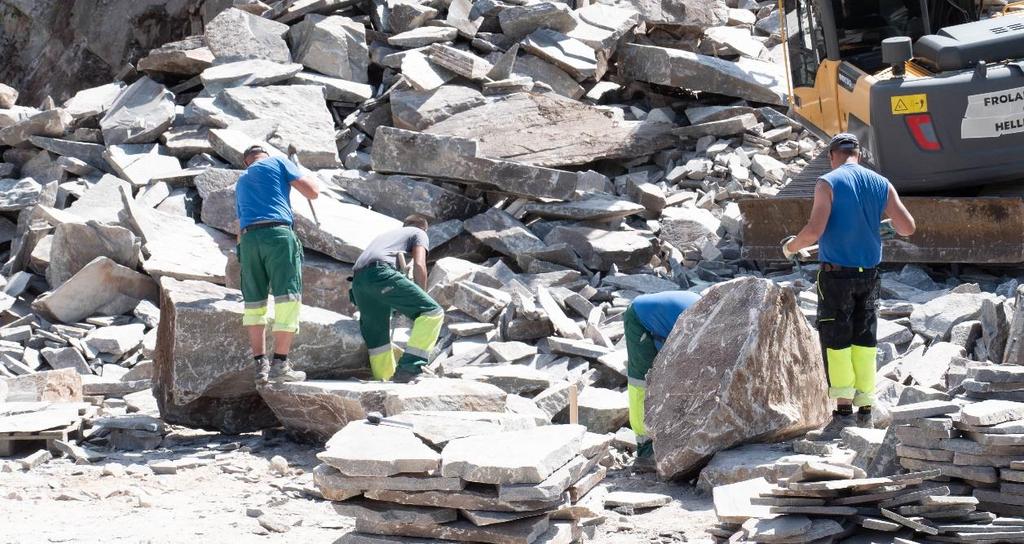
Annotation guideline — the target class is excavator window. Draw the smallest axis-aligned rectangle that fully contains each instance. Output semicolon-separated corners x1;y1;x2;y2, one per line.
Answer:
831;0;924;73
784;0;828;88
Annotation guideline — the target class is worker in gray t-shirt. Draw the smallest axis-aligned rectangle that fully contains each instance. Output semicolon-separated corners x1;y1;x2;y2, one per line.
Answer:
349;215;444;383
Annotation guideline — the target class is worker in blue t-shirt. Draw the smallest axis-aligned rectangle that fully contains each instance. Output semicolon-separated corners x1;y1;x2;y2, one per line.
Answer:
623;290;702;471
236;145;320;385
783;133;916;437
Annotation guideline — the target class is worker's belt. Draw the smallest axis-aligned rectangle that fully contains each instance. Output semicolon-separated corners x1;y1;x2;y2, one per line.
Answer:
353;261;397;278
241;221;290;235
821;263;875;273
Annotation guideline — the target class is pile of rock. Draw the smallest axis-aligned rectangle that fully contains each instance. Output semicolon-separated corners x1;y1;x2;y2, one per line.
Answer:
313;416;612;543
709;461;989;542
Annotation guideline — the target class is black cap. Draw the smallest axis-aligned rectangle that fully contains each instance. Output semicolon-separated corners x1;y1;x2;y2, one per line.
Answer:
829;133;859;152
243;145;268;157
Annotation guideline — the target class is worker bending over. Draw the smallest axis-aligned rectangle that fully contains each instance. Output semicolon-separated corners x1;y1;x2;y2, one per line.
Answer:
624;290;702;470
350;215;444;384
784;133;915;435
236;145;320;384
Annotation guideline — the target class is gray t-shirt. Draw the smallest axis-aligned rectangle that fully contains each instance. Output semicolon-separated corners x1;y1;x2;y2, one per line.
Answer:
353;226;429;272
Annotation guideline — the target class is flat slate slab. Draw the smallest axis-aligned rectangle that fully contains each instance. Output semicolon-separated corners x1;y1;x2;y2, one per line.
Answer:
384;378;507;415
441;424;586;485
969;365;1024;383
961;400;1024;426
603;491;671;510
363;488;565;513
313;463;463;494
355;515;550;544
890;400;961;421
318;420;441;477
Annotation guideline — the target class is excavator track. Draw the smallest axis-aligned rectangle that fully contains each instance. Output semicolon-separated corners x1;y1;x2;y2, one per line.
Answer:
739;152;1024;264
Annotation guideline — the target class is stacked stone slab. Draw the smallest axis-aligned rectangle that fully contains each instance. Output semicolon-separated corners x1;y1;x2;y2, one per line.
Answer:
710;462;981;542
314;420;611;543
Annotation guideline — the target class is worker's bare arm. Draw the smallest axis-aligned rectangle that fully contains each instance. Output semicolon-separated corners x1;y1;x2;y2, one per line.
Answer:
411;245;428;291
291;176;320;200
788;180;833;252
884;183;916;236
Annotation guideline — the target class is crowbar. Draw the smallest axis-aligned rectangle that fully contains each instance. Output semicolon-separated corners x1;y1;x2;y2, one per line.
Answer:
287;144;321;226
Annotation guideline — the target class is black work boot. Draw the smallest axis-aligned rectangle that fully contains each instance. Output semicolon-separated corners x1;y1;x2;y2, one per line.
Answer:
856;407;873;429
632;440;657;473
392;365;435;384
818;409;857;440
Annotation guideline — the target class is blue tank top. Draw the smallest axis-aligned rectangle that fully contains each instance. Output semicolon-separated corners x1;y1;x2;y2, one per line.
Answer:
818;163;890;269
631;291;702;349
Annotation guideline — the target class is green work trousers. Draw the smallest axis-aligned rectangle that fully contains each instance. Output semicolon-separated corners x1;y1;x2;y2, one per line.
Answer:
624;305;658;438
239;226;303;333
350;263;444;381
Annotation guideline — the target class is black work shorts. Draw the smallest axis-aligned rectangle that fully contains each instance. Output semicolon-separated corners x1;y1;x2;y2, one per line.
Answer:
816;268;880;350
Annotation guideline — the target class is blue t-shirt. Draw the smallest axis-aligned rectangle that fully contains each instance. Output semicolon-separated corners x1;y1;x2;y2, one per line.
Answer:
631;291;702;349
235;156;302;230
818;163;890;269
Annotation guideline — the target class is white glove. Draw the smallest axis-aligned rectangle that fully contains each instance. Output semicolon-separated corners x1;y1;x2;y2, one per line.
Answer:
781;236;798;260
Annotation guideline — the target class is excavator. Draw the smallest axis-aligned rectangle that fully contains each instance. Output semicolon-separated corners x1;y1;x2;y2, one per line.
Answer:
740;0;1024;264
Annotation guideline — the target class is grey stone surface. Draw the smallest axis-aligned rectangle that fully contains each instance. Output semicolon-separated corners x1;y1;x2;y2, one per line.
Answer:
511;55;584;99
313;463;463;497
205;8;291;63
521;29;597;80
387;411;506;447
221;85;339;168
99;77;175;145
0;178;42;211
331;171;484;222
647;277;830;480
424;92;675;167
32;257;159;324
389;26;458;48
464;208;546;257
390;86;487;131
441;424;586;484
910;292;996;341
318;420;441;476
199;59;303;92
384;378;507;415
3;368;83;403
522;198;645;221
577;387;629;434
84;323;146;357
290;71;374;102
154;277;368;433
544;226;654;271
103;144;182;188
499;3;576;38
293;15;368;82
371;127;578;200
258;380;397;442
618;43;785;105
0;109;72;146
961;400;1024;426
40;347;91;375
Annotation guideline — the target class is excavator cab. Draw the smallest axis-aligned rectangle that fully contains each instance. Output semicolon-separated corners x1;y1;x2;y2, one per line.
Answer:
739;1;1024;264
777;0;1024;193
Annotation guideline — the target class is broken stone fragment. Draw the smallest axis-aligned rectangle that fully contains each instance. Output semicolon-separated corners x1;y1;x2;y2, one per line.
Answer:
498;3;577;39
577;387;629;434
84;323;146;357
47;220;140;288
512;55;584;99
464;207;546;257
675;113;758;139
103;144;183;188
292;15;369;83
40;347;92;375
389;26;459;48
99;77;176;145
442;424;586;484
521;29;598;80
62;82;125;120
137;42;216;77
33;257;159;324
221;85;340;168
0;109;72;146
401;50;457;92
390;86;487;131
258;380;398;442
318;420;441;476
544;226;654;271
3;368;83;402
0;178;42;212
389;2;439;34
290;71;374;102
205;8;292;63
427;44;493;80
618;43;786;105
424;92;676;167
331;171;484;222
383;378;507;415
371;127;578;200
154;277;368;434
647;277;830;480
199;59;303;92
0;83;17;108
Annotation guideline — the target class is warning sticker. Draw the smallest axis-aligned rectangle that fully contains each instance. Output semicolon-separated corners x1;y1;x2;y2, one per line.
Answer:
890;94;928;115
962;85;1024;139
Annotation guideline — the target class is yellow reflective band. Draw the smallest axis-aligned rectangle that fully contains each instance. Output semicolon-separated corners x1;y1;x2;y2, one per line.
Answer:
407;309;444;352
851;345;877;407
369;349;396;381
271;300;301;333
243;306;269;327
628;383;647;438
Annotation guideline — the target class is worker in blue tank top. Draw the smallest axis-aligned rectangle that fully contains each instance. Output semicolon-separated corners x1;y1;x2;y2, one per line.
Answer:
783;133;916;438
623;290;702;471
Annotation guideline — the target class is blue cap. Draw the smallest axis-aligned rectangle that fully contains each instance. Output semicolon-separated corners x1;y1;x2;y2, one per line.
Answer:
829;133;859;151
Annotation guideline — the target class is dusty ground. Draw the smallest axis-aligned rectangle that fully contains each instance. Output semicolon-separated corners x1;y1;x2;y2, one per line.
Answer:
0;428;717;544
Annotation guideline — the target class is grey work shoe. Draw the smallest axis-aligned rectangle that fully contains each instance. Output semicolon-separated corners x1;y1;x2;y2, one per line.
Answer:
268;361;306;383
818;410;857;441
255;356;271;386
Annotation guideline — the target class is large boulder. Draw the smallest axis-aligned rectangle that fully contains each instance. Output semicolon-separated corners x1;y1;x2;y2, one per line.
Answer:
646;277;830;480
47;220;140;288
154;277;369;434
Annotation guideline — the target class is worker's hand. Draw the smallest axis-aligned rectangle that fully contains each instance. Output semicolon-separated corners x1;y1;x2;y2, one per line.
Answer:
781;235;798;260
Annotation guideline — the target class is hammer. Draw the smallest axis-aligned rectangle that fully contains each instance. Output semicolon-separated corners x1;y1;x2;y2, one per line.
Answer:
287;144;321;226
